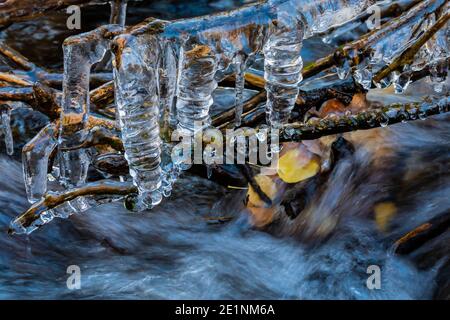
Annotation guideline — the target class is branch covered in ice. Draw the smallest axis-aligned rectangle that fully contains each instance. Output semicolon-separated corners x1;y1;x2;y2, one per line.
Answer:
281;97;450;141
9;97;450;234
9;180;136;235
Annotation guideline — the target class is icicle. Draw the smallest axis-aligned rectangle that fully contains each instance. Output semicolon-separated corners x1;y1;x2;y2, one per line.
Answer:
59;25;122;189
234;53;246;127
112;33;163;210
176;44;217;133
110;0;128;26
354;65;373;90
0;105;13;155
335;60;351;80
159;42;178;128
391;71;412;94
95;0;128;71
263;17;304;128
22;123;58;203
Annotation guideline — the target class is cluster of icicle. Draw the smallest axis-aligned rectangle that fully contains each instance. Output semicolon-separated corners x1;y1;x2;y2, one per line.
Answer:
7;0;448;233
337;0;449;94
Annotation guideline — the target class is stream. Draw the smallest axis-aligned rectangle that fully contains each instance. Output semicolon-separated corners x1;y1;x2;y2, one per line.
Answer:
0;0;448;299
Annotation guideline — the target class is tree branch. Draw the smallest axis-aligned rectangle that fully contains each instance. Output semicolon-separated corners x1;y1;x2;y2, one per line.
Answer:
373;11;450;83
281;98;450;141
393;209;450;255
9;180;137;234
0;0;99;26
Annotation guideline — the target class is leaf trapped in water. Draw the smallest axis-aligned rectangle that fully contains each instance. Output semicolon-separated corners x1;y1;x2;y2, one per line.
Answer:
277;143;321;183
247;175;278;208
374;201;397;232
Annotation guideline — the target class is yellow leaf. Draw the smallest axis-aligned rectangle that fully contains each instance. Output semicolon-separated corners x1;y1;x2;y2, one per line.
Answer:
247;175;278;207
277;148;320;183
374;202;397;232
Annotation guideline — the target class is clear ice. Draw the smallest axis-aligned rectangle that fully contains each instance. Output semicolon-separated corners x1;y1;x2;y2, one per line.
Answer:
22;123;58;203
59;25;122;188
112;33;163;209
106;0;375;209
10;0;379;218
351;0;449;90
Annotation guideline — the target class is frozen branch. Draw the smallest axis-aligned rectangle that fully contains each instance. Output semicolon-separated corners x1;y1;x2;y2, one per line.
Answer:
9;180;137;234
373;11;450;83
281;97;450;141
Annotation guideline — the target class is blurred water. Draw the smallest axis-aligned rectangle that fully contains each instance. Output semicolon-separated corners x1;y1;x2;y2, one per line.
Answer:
0;0;448;300
1;112;449;299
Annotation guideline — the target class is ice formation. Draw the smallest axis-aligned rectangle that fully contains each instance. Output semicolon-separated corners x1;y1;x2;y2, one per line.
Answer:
351;0;449;92
22;123;58;203
112;33;163;209
106;0;376;208
59;25;122;188
19;0;448;218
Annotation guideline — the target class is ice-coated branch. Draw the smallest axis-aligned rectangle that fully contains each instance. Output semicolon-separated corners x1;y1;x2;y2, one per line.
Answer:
8;180;137;235
372;11;450;83
300;0;447;80
280;97;450;141
316;0;423;38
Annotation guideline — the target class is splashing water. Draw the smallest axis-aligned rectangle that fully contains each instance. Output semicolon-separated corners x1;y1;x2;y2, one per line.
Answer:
1;110;449;298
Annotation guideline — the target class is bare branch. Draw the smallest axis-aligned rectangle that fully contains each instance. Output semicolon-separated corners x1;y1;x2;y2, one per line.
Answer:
393;209;450;255
0;0;99;26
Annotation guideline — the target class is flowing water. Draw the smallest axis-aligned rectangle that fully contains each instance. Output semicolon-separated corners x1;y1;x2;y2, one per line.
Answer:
0;0;448;299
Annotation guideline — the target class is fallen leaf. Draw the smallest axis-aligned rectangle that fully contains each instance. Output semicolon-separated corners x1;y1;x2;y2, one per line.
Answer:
247;175;278;207
277;146;320;183
374;201;397;232
247;207;276;228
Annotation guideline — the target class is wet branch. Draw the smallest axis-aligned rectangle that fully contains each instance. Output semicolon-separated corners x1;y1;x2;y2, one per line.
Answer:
0;0;99;26
281;98;450;141
393;209;450;255
0;42;112;88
